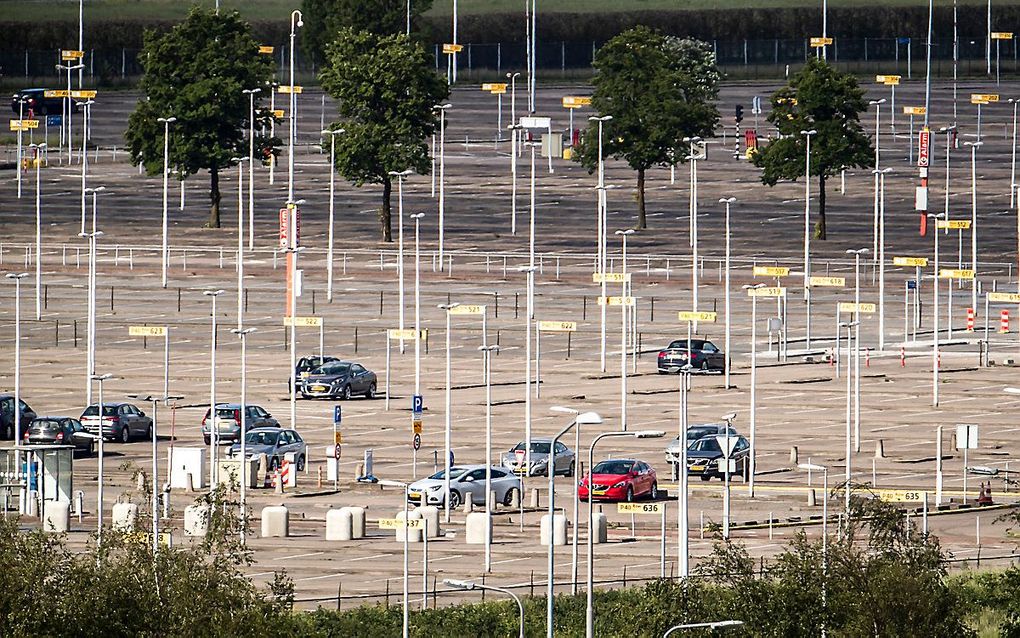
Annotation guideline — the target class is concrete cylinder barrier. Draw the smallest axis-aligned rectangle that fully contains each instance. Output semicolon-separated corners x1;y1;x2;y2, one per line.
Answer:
184;504;210;537
465;512;492;545
42;500;70;533
396;509;423;543
326;507;354;541
261;505;290;538
590;512;608;544
112;502;139;532
345;506;366;539
418;505;441;538
540;513;568;546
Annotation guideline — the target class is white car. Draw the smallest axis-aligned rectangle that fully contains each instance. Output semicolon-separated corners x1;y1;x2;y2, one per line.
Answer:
407;465;522;509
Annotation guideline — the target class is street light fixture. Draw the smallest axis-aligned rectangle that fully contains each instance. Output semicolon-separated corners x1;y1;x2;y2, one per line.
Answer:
742;283;766;497
231;326;257;543
683;136;703;317
663;620;744;636
128;392;184;554
869;98;886;258
389;169;413;353
591;116;613;371
586;429;665;638
444;579;524;638
242;88;261;251
801;129;817;349
378;478;411;638
324;128;344;301
719;197;736;389
799;462;828;636
615;228;635;431
845;248;868;453
157;116;177;289
433;104;452;270
287;10;304;204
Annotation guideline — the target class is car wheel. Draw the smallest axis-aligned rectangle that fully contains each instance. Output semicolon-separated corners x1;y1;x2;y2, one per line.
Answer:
88;440;95;456
341;385;352;400
204;436;211;446
649;482;659;500
146;424;153;440
449;490;462;509
700;474;712;482
120;426;131;444
566;461;575;478
297;454;306;472
625;486;635;502
502;488;516;507
366;383;377;399
3;423;12;440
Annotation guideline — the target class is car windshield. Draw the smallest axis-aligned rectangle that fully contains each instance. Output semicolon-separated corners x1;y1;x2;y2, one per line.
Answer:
82;405;117;417
314;362;351;375
245;430;280;446
31;419;62;430
592;460;634;475
512;441;551;454
429;467;468;480
690;438;722;453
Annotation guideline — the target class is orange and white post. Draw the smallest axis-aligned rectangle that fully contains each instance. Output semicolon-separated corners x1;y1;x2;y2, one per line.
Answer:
1001;310;1010;333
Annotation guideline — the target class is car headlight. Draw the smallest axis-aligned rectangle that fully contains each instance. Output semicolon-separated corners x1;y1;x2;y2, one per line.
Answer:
611;481;627;489
428;484;443;491
532;459;547;467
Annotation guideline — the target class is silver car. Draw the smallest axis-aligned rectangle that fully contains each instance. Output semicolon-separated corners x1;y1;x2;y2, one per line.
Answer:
407;465;522;508
227;427;306;471
501;437;575;477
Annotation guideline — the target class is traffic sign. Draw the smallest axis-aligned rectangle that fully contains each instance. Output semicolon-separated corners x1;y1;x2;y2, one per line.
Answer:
809;276;846;287
482;83;508;94
9;119;39;131
592;272;631;283
936;219;971;230
538;321;577;332
388;328;428;340
61;49;84;60
809;36;834;47
876;74;901;85
939;269;975;280
259;45;275;54
838;302;877;314
334;405;342;425
333;444;342;459
413;421;423;435
971;93;999;103
907;280;917;290
597;296;635;306
988;292;1020;303
752;266;790;277
333;430;343;445
562;96;592;108
917;127;930;168
747;287;786;297
956;424;979;450
283;316;322;327
413;433;421;450
378;518;423;529
875;489;926;503
129;326;167;337
520;116;551;129
278;85;303;94
449;304;485;315
442;43;464;54
992;32;1014;40
677;311;717;322
46;115;62;126
715;435;739;458
412;394;423;414
272;109;285;118
618;502;664;514
893;256;928;267
44;90;70;98
903;106;926;115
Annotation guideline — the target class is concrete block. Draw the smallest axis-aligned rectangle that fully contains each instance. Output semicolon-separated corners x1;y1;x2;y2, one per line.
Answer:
112;502;138;532
326;507;354;541
590;512;608;544
465;512;492;545
418;505;441;538
875;439;886;459
540;513;568;546
345;506;366;539
42;500;70;533
168;447;205;490
261;505;289;538
530;488;541;509
789;446;799;464
508;486;521;508
218;457;259;490
396;509;423;543
807;488;817;507
184;504;210;537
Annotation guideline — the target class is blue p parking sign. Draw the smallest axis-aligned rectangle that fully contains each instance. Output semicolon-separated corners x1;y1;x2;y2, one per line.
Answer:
412;394;423;415
334;405;342;424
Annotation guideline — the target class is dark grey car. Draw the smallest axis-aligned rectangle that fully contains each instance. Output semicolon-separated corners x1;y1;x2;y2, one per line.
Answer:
80;403;153;443
0;393;36;440
300;360;377;400
228;427;306;471
657;339;726;373
24;417;95;456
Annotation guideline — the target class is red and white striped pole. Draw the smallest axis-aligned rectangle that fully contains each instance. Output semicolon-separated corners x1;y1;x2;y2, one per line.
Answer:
966;307;975;332
1001;309;1010;333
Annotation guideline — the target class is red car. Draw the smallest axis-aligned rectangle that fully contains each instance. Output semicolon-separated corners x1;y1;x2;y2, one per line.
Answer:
577;458;659;502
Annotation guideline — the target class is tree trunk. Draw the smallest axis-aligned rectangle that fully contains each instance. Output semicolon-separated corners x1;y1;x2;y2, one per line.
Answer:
208;166;221;229
379;176;393;242
817;172;827;240
636;167;647;229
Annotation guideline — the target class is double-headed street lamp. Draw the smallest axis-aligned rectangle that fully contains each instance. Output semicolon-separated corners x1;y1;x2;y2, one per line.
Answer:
204;289;225;486
444;579;524;638
586;429;665;638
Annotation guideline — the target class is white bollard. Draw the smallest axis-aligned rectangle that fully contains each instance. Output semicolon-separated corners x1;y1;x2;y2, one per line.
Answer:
326;508;354;541
540;513;568;546
418;505;441;538
42;500;70;533
184;504;210;537
465;512;492;545
590;512;608;544
345;506;366;539
396;509;423;543
261;505;290;538
112;502;139;532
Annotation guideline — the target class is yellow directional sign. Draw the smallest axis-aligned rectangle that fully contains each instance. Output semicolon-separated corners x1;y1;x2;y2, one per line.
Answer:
903;106;926;115
442;43;464;54
592;272;631;283
936;219;971;230
893;256;929;267
449;304;486;315
388;328;428;340
752;266;790;277
677;311;717;322
876;74;901;85
538;321;577;332
874;489;926;503
272;109;285;118
71;90;97;99
44;90;70;98
839;302;877;314
9;119;39;131
333;431;343;445
562;96;593;109
597;296;635;306
939;269;975;280
129;326;167;337
809;276;846;287
61;49;84;60
482;83;508;94
992;32;1014;40
989;292;1020;303
259;45;275;54
618;502;664;514
810;36;834;47
412;420;422;435
378;518;424;529
278;85;303;94
971;93;999;104
283;316;322;327
747;287;786;298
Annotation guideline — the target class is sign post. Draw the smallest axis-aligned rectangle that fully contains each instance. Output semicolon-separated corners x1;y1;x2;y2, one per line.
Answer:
412;394;424;478
535;321;577;397
618;501;667;577
129;326;171;401
332;405;342;489
955;424;979;500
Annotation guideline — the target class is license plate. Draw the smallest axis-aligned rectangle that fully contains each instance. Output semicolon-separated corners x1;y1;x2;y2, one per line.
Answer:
690;465;705;472
409;491;421;500
313;385;327;392
301;371;310;378
592;490;607;496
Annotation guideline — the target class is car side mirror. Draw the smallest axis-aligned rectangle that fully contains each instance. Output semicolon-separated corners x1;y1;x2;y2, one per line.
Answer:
463;475;475;482
139;412;146;417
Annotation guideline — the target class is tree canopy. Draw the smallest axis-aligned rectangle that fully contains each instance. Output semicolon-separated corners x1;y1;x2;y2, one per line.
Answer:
319;27;449;242
574;27;720;230
125;7;277;229
751;56;874;239
301;0;434;64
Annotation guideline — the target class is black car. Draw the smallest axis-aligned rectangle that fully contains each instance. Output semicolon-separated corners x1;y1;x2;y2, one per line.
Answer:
0;394;36;440
10;88;75;116
24;417;95;456
657;339;726;373
686;435;750;481
665;424;738;469
293;355;340;389
301;360;377;400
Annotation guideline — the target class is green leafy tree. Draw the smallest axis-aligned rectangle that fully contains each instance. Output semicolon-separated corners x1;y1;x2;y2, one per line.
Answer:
751;57;874;240
319;28;448;242
302;0;434;64
125;8;277;229
575;27;720;230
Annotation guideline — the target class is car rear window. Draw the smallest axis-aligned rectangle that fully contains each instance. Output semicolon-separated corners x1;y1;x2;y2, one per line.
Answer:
82;405;117;417
245;430;280;445
30;419;62;430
